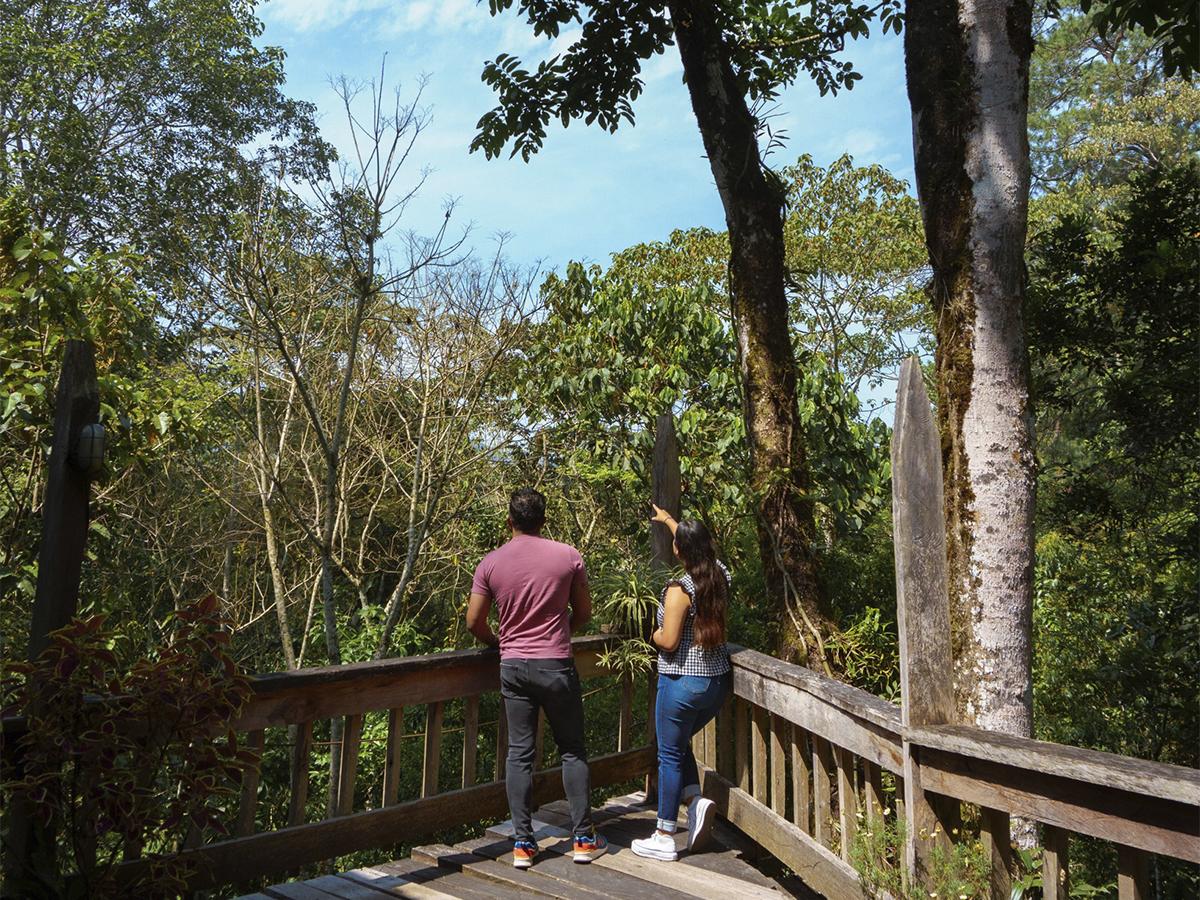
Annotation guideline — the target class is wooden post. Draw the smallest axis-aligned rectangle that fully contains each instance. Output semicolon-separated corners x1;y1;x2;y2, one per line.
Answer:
1043;825;1070;900
6;342;101;894
650;413;681;571
28;340;101;660
892;357;955;885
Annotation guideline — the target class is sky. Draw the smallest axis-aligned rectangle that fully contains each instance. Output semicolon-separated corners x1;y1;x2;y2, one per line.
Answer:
257;0;917;277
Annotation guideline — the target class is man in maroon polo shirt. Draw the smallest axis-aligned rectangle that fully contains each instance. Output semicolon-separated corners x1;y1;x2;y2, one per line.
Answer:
465;487;608;868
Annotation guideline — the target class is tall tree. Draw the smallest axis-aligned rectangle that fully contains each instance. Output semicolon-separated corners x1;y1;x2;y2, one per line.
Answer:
903;0;1038;736
472;0;901;666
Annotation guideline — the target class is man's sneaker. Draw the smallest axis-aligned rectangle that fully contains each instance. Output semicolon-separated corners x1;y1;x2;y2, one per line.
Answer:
687;796;716;850
631;830;678;861
512;840;537;869
572;831;608;863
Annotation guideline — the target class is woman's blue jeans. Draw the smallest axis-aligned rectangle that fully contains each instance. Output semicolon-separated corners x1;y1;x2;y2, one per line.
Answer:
655;671;732;831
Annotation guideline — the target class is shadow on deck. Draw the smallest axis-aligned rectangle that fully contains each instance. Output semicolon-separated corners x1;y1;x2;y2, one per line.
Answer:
237;792;816;900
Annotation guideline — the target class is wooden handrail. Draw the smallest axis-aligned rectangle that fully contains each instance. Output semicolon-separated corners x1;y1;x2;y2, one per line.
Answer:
713;634;1200;899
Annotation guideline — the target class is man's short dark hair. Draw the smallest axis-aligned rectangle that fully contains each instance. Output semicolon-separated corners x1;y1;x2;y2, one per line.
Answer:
509;487;546;533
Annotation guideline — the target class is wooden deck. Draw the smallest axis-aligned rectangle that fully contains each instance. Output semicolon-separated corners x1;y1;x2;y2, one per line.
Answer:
235;793;816;900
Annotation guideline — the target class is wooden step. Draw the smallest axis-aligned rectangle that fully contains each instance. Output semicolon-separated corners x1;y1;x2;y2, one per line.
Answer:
460;835;699;900
411;842;585;898
488;805;789;900
341;861;522;900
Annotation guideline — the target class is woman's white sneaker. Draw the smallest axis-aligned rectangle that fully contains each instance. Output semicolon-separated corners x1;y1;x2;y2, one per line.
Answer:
686;797;715;850
631;830;678;861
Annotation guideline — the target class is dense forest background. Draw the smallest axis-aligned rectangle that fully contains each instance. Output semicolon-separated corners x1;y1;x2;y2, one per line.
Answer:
0;0;1196;895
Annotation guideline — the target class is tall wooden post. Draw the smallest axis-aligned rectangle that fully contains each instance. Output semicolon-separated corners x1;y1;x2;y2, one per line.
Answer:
6;341;101;896
645;413;680;800
28;339;101;660
892;358;955;884
650;412;681;569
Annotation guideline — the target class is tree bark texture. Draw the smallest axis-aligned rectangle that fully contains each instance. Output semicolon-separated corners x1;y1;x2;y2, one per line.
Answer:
668;0;834;668
904;0;1037;736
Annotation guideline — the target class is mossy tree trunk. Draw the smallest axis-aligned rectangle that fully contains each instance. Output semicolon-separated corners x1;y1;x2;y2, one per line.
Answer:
668;0;835;669
904;0;1037;737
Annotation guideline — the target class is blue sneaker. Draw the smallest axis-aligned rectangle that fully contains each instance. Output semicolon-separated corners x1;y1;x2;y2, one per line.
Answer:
573;831;608;863
512;839;537;868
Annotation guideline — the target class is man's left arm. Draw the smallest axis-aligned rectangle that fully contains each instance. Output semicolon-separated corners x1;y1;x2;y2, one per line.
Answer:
466;592;499;648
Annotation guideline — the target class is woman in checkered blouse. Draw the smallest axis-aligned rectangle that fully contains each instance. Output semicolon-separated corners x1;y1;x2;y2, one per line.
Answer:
631;503;733;862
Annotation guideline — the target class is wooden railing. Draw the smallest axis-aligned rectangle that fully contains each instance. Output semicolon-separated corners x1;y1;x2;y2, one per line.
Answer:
687;644;1199;900
116;634;652;891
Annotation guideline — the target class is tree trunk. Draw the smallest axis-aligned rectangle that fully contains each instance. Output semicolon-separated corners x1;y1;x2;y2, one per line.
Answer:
903;0;1037;737
667;0;834;668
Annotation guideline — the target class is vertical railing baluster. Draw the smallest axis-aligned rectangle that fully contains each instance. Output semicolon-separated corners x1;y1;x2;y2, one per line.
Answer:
812;735;835;849
791;724;812;833
1043;825;1070;900
288;720;313;826
769;713;787;817
335;714;363;817
980;806;1012;900
422;701;443;798
235;729;265;836
735;696;750;792
1117;845;1149;900
382;707;404;806
618;674;634;752
462;696;480;789
834;746;858;862
751;704;769;805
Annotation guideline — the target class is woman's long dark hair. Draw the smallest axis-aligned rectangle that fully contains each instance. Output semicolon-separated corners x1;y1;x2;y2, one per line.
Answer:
673;519;727;649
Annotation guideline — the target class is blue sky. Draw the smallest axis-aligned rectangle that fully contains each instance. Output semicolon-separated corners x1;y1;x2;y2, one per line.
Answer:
258;0;916;276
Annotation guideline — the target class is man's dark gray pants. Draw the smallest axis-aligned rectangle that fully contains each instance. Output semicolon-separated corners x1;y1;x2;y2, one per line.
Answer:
500;657;593;842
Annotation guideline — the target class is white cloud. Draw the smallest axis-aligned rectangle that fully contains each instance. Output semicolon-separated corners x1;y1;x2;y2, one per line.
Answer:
263;0;391;32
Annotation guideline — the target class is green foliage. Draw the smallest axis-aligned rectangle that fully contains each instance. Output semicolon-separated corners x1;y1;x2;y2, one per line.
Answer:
782;153;931;394
1;595;252;899
1027;155;1199;900
473;1;902;160
0;200;218;653
0;0;328;292
851;811;991;900
1030;3;1200;218
1076;0;1198;77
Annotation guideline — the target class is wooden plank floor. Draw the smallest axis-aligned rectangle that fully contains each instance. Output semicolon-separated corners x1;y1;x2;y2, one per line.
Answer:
236;793;819;899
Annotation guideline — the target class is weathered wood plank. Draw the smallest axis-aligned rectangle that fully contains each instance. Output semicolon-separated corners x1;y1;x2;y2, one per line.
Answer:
1117;845;1149;900
698;766;866;900
232;636;616;732
494;698;507;783
834;745;857;863
769;713;787;817
891;356;954;731
461;696;480;789
236;729;266;836
701;715;717;770
891;357;955;890
383;707;405;806
908;724;1200;806
289;721;314;826
618;674;634;752
791;723;812;833
118;747;654;892
813;735;835;849
734;696;750;792
336;714;364;817
716;693;733;780
423;702;444;798
863;760;884;825
1043;825;1069;900
751;704;768;805
918;745;1200;861
980;806;1013;900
